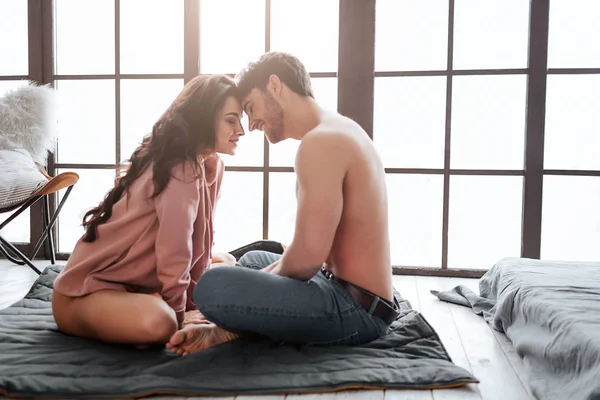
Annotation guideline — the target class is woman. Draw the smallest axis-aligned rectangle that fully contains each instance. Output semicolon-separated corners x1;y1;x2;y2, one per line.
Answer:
52;74;244;348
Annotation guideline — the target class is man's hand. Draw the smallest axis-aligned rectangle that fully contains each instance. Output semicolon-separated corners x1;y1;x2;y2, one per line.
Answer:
183;309;210;326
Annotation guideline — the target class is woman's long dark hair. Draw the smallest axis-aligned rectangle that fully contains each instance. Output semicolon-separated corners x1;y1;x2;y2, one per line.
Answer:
81;74;239;242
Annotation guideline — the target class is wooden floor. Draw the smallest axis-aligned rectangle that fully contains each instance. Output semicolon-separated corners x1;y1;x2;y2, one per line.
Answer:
0;260;534;400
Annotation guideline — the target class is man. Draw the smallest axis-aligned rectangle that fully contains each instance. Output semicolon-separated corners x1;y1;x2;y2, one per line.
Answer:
167;52;397;356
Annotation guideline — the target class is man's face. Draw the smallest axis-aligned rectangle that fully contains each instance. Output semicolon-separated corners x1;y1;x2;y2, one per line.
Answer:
242;88;285;144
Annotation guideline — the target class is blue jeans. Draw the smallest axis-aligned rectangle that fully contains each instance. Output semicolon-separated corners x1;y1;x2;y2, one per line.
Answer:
193;250;391;346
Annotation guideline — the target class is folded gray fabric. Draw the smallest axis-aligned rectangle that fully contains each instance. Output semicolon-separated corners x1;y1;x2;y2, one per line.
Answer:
430;284;496;323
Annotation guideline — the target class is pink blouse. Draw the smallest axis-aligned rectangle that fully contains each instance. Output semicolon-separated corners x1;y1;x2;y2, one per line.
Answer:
53;156;224;317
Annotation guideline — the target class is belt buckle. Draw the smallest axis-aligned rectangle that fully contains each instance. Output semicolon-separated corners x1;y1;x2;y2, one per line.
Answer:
321;267;334;280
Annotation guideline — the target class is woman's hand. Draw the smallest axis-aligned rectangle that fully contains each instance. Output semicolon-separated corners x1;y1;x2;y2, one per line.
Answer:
262;259;281;274
211;251;236;266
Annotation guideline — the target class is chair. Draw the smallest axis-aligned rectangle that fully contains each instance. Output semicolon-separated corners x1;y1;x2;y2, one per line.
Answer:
0;167;79;274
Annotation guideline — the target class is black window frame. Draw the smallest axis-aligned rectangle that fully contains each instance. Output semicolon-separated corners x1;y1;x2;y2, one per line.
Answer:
1;0;598;279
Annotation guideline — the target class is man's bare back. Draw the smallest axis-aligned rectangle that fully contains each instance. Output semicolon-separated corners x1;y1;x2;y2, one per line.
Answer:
300;111;393;302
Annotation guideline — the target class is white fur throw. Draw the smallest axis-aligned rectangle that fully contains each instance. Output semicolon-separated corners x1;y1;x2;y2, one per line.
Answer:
0;149;48;209
0;81;58;165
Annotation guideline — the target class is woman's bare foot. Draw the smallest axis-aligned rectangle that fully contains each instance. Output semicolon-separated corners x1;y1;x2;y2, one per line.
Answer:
166;323;238;356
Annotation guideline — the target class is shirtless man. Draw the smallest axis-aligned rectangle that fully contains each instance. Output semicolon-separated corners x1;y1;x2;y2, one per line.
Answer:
167;51;396;356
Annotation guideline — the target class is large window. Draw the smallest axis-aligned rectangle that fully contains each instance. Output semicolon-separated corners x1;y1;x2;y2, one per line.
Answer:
373;0;530;271
1;0;599;278
52;0;185;252
199;0;340;252
541;0;600;262
0;0;31;251
48;0;340;254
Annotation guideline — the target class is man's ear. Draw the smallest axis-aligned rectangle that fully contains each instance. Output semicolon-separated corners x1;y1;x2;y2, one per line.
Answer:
267;74;282;96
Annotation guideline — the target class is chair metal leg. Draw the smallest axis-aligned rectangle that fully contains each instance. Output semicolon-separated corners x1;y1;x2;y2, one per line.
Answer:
1;184;75;271
31;185;73;262
0;196;41;231
43;195;56;265
0;235;40;274
0;241;26;265
0;196;43;267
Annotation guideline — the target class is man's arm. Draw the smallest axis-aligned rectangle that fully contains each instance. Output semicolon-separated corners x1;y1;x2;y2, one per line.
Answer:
276;131;348;280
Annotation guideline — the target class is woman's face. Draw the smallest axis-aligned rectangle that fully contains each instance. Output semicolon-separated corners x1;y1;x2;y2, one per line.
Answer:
214;96;245;156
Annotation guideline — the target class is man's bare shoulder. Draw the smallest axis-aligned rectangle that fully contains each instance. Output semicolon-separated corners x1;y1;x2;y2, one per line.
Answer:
299;113;362;150
296;128;351;166
315;112;365;135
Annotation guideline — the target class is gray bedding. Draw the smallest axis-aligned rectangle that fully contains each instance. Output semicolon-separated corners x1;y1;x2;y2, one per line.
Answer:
432;257;600;400
0;265;476;399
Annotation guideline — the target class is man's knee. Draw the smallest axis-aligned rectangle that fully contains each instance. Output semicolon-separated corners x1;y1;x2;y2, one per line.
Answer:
193;266;251;307
193;267;249;329
194;267;225;307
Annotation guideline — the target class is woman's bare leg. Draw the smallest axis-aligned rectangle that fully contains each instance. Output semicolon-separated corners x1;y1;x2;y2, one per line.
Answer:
52;289;178;346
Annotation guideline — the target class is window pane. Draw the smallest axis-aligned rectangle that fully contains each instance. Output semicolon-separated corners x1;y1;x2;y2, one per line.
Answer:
120;0;184;74
548;1;600;68
220;114;264;167
0;78;30;224
0;80;29;96
213;171;263;252
373;77;446;169
268;172;296;245
269;78;338;167
55;0;114;74
544;75;600;171
57;169;116;253
0;81;30;242
0;0;28;75
541;176;600;261
55;80;116;164
199;0;265;74
451;75;527;169
448;176;523;270
453;1;529;69
270;0;339;73
375;0;448;71
0;210;30;243
120;79;184;162
387;174;443;267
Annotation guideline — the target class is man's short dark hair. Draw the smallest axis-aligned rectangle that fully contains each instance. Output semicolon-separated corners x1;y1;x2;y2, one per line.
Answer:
236;51;314;99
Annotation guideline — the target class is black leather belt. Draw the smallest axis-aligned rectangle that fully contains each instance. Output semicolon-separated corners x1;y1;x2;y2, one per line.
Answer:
321;268;400;325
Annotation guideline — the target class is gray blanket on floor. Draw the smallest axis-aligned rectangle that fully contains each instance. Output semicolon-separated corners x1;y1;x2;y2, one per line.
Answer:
431;257;600;400
0;265;476;399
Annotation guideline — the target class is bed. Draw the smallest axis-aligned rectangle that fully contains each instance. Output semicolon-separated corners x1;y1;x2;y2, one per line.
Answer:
432;257;600;400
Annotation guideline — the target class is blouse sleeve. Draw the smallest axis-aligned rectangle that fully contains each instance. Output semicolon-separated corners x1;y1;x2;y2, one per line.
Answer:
154;163;202;320
211;158;225;253
185;157;224;311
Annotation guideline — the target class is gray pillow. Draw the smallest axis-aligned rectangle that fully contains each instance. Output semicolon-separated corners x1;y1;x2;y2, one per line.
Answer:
0;149;48;210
